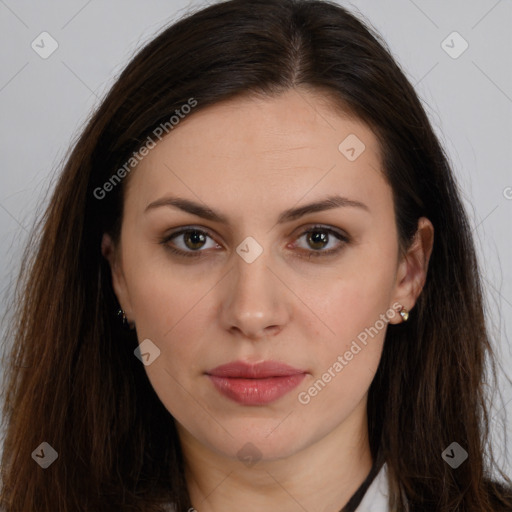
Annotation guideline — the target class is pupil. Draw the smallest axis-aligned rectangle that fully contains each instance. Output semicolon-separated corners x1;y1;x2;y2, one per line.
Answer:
186;231;205;249
309;231;327;249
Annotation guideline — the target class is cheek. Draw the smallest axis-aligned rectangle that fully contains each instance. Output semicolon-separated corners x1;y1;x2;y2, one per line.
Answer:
121;233;210;334
306;282;389;387
295;288;391;428
124;263;211;420
295;248;397;402
127;265;210;367
118;240;212;383
307;247;397;345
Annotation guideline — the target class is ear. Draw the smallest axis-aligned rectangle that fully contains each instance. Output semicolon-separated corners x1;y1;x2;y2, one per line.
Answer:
101;233;134;321
388;217;434;324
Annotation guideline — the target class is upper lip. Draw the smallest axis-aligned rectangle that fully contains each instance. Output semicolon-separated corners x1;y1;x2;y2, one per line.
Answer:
206;360;306;378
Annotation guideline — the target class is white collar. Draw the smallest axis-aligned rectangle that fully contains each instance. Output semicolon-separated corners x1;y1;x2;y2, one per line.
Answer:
355;462;391;511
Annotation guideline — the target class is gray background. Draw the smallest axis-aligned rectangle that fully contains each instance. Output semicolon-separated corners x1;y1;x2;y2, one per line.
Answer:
0;0;511;477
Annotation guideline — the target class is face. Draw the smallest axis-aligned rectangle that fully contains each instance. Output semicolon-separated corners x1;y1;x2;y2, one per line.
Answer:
103;88;431;464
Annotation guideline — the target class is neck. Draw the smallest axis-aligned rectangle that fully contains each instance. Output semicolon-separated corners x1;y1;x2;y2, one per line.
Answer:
178;400;373;512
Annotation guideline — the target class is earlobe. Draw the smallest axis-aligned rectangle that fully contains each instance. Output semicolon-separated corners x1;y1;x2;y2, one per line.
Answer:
388;217;434;324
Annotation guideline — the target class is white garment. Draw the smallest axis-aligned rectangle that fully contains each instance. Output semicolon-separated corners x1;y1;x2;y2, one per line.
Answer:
164;462;394;511
354;462;391;511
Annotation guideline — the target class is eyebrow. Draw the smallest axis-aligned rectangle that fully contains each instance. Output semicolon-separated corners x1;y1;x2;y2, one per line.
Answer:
144;194;369;224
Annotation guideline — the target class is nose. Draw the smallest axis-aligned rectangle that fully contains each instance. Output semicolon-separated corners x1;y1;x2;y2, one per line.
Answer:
219;245;290;341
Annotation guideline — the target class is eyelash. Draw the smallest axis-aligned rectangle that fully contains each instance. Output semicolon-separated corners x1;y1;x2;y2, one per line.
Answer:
159;225;350;260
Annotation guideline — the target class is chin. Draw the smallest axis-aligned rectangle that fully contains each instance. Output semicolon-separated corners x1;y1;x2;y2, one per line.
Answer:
201;420;312;463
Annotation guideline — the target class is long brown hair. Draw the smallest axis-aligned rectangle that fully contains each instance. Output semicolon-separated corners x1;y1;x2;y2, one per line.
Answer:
1;0;511;510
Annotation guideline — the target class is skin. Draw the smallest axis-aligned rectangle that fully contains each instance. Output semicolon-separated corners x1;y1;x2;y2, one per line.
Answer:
102;88;434;512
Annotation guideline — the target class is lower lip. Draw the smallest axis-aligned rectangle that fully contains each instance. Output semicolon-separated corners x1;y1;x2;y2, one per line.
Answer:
208;374;306;405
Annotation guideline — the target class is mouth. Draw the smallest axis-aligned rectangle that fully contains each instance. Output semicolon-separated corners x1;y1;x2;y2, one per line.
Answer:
206;360;307;406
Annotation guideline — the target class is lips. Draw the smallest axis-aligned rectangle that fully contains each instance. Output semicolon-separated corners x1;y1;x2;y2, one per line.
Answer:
206;361;307;405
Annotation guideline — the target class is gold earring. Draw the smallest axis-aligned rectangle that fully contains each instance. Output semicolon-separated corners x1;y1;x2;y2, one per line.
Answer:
399;307;409;322
117;308;127;324
117;308;135;330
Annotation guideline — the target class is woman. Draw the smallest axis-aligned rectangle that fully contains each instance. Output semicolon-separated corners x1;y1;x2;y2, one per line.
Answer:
1;0;511;510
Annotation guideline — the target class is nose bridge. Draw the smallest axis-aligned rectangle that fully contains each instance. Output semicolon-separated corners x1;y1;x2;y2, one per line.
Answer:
220;234;288;339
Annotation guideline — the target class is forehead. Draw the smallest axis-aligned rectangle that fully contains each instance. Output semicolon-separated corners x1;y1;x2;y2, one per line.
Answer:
124;89;388;216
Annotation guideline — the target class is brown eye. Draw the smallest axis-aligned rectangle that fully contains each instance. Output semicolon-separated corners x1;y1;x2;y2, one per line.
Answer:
294;226;349;258
160;228;220;258
306;230;329;250
182;230;208;250
160;225;349;260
